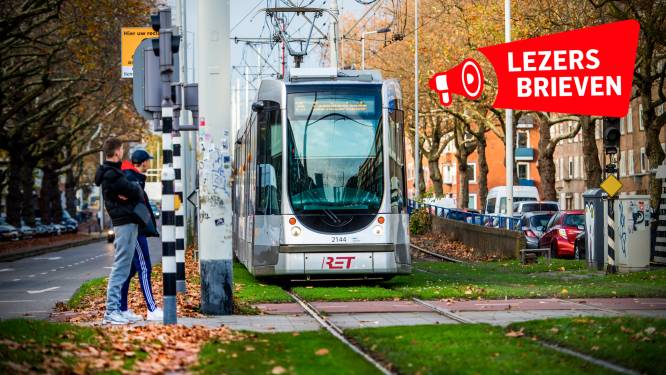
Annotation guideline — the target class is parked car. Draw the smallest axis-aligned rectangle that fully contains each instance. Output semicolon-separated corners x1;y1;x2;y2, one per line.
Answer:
18;221;36;239
0;224;19;241
445;208;480;223
150;201;161;220
520;211;556;249
53;223;67;235
61;221;78;233
538;210;586;258
512;201;559;217
485;186;539;215
574;231;586;260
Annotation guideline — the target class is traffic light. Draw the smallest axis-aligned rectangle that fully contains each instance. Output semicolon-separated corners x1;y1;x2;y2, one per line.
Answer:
603;117;621;155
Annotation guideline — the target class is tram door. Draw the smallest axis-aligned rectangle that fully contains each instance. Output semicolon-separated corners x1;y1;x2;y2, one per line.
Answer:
245;118;257;269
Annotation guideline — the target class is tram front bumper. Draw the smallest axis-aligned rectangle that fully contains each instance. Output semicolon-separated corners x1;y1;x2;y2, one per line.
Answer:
253;245;410;276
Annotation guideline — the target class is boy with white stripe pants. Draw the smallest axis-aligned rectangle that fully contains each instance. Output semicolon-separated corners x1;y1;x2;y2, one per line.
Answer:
119;149;163;321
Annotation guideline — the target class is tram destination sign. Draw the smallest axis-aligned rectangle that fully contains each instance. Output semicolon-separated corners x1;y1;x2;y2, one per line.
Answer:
291;95;376;118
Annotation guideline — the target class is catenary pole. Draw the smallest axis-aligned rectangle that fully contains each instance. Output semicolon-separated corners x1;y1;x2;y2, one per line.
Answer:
173;0;186;294
505;0;514;221
198;0;233;314
414;0;420;200
156;6;177;324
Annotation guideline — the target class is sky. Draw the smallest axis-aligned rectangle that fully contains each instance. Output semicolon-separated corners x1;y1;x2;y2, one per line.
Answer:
173;0;371;120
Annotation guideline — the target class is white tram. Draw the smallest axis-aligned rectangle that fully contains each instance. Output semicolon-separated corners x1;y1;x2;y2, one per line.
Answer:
233;69;410;278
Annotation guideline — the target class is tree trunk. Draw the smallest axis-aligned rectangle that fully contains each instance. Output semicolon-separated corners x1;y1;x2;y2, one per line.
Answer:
20;160;36;226
458;162;469;209
418;162;426;197
646;120;664;210
65;169;78;218
477;137;489;211
537;118;557;201
39;166;59;225
581;116;602;189
6;151;22;227
428;157;443;197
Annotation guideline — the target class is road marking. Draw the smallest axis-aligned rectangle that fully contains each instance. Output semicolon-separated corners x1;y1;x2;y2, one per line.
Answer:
0;268;14;272
34;257;62;261
40;272;47;275
11;279;20;282
28;274;35;278
51;269;56;272
27;286;60;294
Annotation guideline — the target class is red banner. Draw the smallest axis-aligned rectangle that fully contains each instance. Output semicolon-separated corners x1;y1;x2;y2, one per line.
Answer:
478;20;639;117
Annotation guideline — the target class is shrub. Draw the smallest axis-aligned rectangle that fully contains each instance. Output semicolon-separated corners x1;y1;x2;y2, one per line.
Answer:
409;208;432;235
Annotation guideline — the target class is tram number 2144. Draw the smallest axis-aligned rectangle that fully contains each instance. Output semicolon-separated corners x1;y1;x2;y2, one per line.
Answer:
331;236;348;243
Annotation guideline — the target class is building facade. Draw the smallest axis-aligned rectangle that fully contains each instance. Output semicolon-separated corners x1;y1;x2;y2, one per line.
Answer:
407;116;542;210
553;100;666;210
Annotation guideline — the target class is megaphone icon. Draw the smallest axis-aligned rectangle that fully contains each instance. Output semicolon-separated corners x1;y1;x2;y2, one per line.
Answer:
429;58;484;106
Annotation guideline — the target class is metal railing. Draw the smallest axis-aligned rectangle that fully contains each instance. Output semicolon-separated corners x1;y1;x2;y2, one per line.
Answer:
407;199;521;231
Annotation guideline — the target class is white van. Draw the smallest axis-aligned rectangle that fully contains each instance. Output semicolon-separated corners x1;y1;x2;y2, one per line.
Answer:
485;186;539;215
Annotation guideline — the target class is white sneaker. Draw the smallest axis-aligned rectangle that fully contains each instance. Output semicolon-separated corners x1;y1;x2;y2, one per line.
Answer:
103;311;130;325
121;309;142;322
146;307;163;321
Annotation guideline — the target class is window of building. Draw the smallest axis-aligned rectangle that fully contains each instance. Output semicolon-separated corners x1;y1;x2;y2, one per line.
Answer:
560;193;566;211
517;162;530;180
568;157;574;179
640;147;648;173
620;150;626;177
467;162;477;183
639;104;644;130
627;105;633;133
628;149;635;175
517;130;529;148
574;156;580;179
581;156;585;178
555;158;560;181
468;194;477;210
620;117;626;134
595;119;602;139
442;164;455;184
444;140;456;153
559;158;564;181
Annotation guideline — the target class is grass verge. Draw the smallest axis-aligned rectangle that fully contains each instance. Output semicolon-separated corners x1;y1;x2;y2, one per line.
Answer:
66;276;107;310
509;317;666;375
280;258;666;302
196;330;380;375
233;262;292;305
346;324;608;375
0;319;98;372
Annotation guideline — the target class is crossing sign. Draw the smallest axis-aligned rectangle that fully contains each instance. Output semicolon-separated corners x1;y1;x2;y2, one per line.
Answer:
600;174;623;198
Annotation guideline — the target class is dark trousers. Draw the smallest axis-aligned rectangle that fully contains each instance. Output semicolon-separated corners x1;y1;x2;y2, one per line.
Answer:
120;235;157;312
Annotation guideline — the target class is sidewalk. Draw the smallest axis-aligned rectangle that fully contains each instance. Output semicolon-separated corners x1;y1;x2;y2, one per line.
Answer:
77;298;666;332
0;233;105;262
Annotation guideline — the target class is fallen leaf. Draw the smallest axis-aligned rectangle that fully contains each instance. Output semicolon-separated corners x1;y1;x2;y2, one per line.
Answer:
245;345;255;352
505;329;525;337
591;346;600;351
645;327;656;335
549;327;559;334
315;348;330;356
272;366;287;374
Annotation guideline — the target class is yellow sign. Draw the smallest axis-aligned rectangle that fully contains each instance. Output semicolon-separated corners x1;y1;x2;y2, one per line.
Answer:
175;194;182;211
600;174;623;198
121;27;158;78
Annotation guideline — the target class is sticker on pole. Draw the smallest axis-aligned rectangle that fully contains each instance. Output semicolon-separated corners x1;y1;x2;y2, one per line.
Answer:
121;27;159;78
600;175;623;198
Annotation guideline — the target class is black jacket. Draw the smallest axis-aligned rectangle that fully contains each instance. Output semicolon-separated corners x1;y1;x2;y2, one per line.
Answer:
94;161;144;226
122;162;158;237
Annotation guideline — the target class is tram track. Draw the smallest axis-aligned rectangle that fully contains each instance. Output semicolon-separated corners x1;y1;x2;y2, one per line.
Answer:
410;244;466;264
285;290;395;375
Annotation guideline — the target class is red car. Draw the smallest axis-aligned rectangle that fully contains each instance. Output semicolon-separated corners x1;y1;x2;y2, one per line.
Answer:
538;210;585;258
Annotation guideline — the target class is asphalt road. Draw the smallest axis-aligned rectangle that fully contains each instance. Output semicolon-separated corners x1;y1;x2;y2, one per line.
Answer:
0;236;161;320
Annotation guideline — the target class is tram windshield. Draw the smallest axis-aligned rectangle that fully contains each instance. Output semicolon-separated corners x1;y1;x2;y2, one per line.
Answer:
287;85;383;224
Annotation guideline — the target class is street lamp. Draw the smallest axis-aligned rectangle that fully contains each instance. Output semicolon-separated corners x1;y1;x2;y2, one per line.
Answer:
361;27;390;70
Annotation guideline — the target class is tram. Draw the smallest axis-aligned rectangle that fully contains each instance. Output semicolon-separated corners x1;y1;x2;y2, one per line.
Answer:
232;68;410;278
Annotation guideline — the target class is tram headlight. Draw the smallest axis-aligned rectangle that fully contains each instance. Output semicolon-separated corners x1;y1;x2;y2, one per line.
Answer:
373;225;384;236
291;226;302;237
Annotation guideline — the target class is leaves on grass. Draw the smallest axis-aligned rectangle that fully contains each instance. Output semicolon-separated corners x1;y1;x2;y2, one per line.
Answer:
272;365;287;374
411;233;487;261
315;348;330;356
505;328;525;337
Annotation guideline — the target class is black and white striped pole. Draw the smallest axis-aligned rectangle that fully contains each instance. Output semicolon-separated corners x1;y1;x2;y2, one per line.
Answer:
173;132;186;293
152;6;180;324
602;117;621;274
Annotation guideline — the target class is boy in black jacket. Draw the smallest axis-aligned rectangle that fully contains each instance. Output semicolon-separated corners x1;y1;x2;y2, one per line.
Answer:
94;138;144;324
119;149;163;321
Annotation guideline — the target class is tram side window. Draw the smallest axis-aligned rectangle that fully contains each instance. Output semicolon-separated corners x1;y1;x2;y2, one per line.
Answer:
389;105;406;213
256;103;282;215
